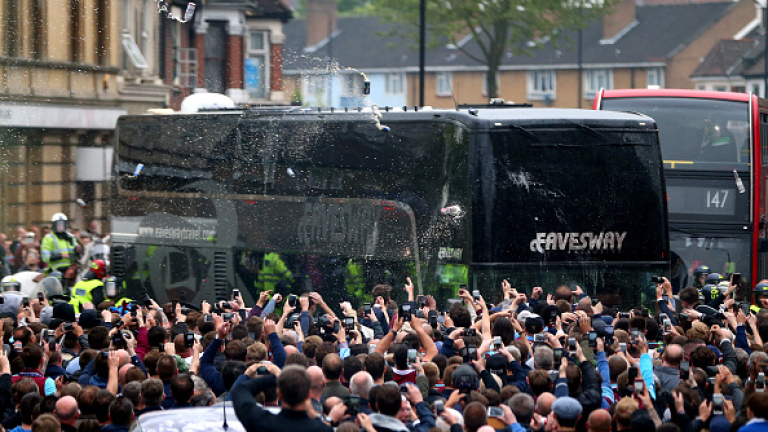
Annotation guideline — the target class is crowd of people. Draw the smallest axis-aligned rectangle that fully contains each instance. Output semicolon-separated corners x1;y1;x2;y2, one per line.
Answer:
0;220;107;280
0;268;763;432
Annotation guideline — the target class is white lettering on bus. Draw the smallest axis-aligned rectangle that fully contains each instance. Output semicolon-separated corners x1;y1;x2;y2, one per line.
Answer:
297;203;381;247
529;231;627;253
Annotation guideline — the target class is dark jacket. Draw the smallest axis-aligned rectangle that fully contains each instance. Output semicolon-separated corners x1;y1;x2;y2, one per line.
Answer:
134;406;163;418
100;424;130;432
161;380;175;409
230;374;332;432
554;360;602;432
320;381;349;400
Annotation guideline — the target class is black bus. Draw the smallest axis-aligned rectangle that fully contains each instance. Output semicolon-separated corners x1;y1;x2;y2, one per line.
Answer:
110;107;669;309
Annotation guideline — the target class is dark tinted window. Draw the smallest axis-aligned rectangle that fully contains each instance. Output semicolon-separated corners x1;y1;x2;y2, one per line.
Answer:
601;97;749;170
473;126;666;263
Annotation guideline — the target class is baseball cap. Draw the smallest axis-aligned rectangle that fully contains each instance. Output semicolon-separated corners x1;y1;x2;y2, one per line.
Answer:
525;316;544;334
486;354;508;377
552;397;582;421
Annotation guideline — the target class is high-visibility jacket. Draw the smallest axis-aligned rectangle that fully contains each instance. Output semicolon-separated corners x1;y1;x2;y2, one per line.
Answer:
439;263;468;294
345;259;369;303
69;279;104;313
255;252;293;292
41;233;76;274
115;297;134;307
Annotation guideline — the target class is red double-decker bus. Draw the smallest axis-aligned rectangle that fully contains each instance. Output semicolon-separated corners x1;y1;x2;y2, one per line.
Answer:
595;89;768;300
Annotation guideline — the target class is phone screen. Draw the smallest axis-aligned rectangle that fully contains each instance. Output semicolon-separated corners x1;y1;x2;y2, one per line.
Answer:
635;380;644;394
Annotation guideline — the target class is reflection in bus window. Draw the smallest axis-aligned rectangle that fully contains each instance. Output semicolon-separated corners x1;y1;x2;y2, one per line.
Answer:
602;97;749;168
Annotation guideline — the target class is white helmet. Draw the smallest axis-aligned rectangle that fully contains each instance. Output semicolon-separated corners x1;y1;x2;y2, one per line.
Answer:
51;212;68;233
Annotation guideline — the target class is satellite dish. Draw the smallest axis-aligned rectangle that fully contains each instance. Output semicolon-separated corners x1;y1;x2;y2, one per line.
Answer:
180;93;236;112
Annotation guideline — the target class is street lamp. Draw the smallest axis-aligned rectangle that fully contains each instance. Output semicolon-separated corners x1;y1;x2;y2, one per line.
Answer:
419;0;425;106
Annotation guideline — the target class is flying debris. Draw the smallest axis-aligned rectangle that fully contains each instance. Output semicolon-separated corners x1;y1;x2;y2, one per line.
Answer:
155;0;196;23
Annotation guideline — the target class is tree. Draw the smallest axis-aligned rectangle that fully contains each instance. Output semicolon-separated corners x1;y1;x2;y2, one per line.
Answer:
373;0;618;98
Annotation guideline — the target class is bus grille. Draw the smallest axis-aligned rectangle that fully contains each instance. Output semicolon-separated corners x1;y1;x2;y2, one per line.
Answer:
214;252;228;300
111;246;126;278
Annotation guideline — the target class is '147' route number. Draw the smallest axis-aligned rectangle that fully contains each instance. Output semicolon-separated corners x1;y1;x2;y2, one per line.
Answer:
706;189;729;208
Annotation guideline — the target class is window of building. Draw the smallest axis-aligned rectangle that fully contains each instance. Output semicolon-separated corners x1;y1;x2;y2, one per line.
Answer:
342;74;363;95
646;68;664;88
5;0;19;57
176;48;197;88
246;31;270;99
526;70;556;101
482;73;501;97
31;0;46;60
436;72;453;97
204;21;227;94
386;73;405;94
584;69;613;99
96;0;109;65
70;0;84;62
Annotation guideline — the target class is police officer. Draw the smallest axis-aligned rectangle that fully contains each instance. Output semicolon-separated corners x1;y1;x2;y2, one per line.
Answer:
104;276;133;309
751;282;768;313
69;259;107;313
41;213;79;278
255;252;293;295
693;265;711;289
344;259;368;305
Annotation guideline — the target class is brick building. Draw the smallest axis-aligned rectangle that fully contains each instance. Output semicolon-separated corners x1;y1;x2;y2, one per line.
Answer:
162;0;292;110
283;0;758;109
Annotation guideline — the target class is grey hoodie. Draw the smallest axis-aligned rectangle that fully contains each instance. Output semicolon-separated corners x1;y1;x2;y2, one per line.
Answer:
369;414;410;432
653;365;680;393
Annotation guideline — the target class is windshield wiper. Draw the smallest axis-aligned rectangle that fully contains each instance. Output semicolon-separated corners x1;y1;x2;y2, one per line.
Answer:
572;123;611;143
507;124;542;143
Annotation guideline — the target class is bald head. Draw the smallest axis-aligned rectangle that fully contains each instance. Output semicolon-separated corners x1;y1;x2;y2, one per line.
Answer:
478;427;496;432
119;364;133;385
577;297;593;314
56;396;79;425
587;409;612;432
323;396;342;414
116;350;131;367
307;366;325;398
284;345;298;357
662;344;684;367
349;371;374;399
536;392;556;416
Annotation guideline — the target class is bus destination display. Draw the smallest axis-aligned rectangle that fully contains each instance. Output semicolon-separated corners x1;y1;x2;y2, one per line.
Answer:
666;185;736;216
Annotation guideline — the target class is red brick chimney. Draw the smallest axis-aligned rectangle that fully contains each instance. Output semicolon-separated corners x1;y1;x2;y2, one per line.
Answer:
306;0;337;47
604;0;636;40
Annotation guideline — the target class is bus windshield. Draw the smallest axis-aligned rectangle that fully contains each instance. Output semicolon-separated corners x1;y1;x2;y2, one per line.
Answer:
669;231;751;289
601;97;750;170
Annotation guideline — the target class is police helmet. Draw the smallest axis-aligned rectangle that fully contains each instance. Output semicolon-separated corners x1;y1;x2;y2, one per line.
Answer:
705;273;724;285
754;282;768;297
48;270;63;281
105;276;121;297
85;259;107;281
1;278;21;292
51;212;68;234
694;266;711;277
